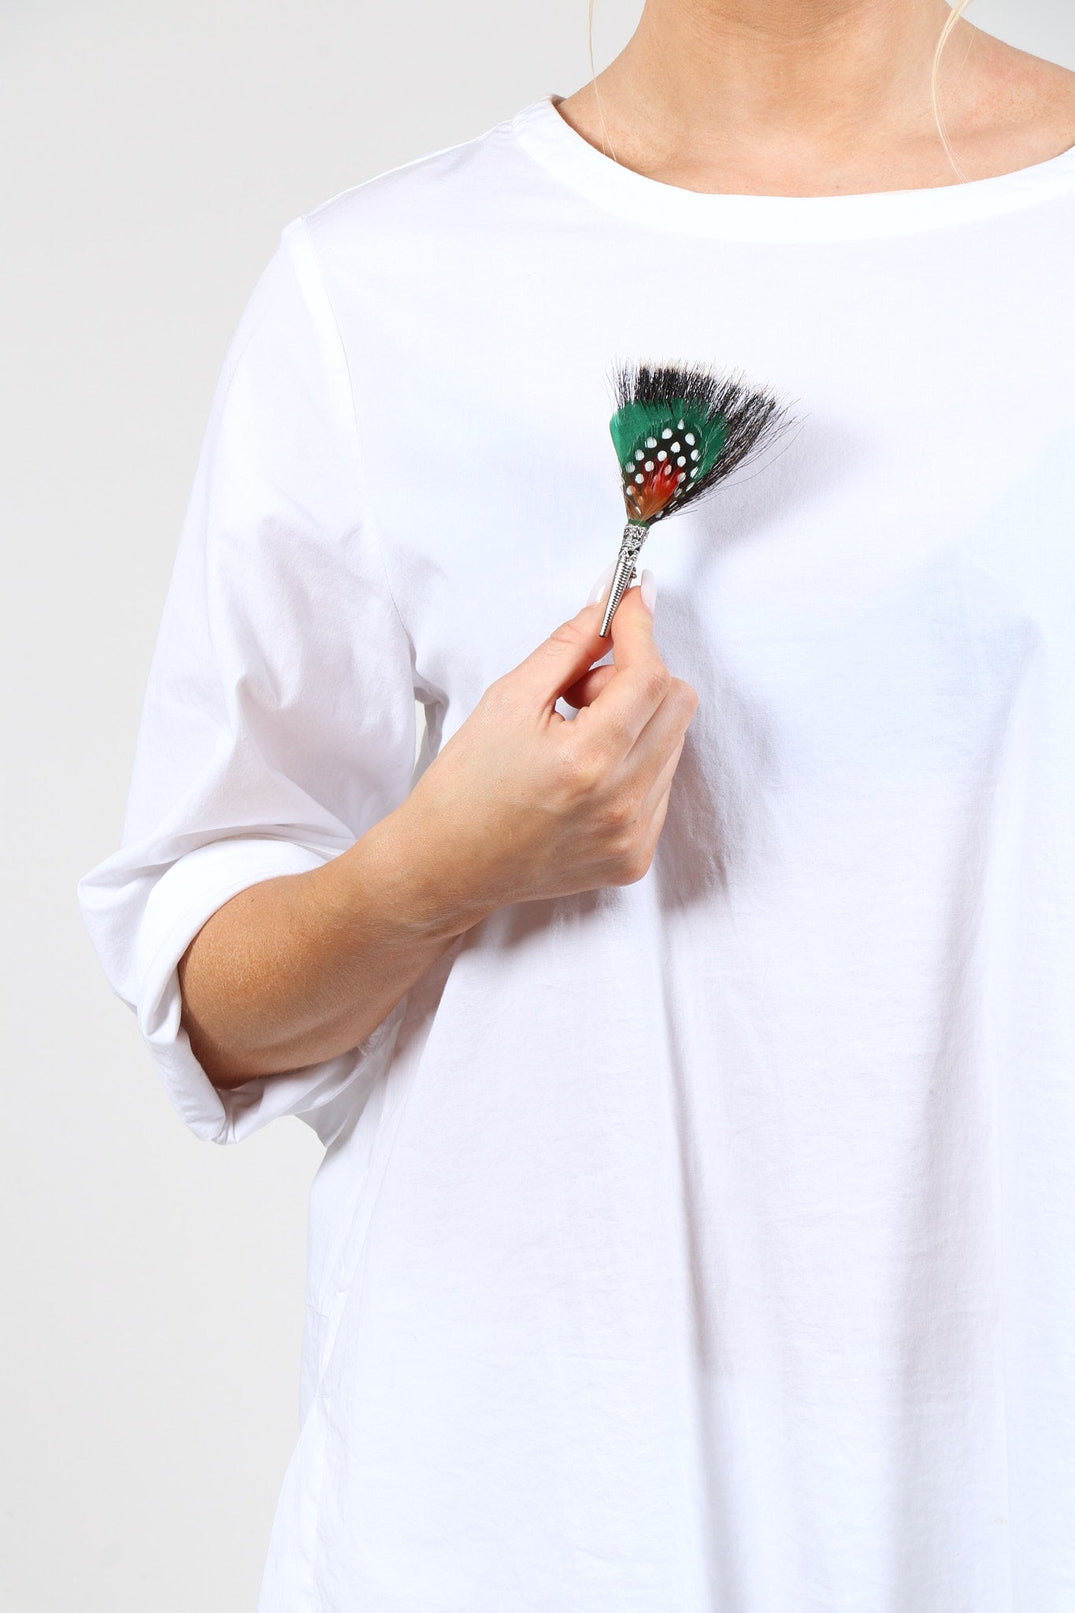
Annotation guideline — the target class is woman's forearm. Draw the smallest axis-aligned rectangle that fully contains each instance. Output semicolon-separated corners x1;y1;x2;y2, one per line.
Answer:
177;583;691;1094
177;806;490;1091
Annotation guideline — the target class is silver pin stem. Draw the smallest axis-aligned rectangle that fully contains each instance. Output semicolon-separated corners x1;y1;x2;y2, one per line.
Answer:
598;521;650;637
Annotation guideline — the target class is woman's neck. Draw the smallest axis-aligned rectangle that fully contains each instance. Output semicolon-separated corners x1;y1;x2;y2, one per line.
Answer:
557;0;1075;194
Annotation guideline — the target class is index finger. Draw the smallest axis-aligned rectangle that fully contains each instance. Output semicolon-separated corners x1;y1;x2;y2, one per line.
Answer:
575;583;672;753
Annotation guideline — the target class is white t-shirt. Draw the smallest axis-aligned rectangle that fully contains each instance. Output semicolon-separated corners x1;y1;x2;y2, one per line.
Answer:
78;93;1075;1611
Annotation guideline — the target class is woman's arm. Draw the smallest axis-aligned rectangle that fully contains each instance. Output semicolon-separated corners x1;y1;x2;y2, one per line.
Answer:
177;806;479;1091
178;580;696;1092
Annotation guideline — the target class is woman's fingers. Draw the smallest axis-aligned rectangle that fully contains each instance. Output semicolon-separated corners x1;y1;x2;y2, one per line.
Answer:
639;729;687;824
560;662;617;711
625;678;698;796
574;583;674;753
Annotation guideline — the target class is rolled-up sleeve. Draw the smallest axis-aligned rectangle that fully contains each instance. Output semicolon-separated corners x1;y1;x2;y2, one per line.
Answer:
77;214;418;1146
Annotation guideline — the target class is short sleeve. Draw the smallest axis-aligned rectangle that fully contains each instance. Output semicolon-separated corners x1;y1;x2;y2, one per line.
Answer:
77;216;418;1146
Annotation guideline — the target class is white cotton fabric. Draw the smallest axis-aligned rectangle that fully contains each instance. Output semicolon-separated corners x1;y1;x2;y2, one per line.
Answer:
77;93;1075;1611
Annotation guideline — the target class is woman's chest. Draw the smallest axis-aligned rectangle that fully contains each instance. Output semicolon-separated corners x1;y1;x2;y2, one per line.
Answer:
339;224;1075;764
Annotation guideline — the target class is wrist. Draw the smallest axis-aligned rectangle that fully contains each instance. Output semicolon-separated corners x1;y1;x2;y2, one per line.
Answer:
337;800;498;943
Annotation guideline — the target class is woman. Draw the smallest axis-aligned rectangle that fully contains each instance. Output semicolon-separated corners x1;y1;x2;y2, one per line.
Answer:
78;1;1075;1607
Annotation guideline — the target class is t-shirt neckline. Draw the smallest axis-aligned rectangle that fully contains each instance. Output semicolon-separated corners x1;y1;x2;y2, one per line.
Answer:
509;92;1075;241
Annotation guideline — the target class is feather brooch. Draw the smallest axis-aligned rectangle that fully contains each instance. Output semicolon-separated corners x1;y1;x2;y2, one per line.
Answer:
600;360;799;635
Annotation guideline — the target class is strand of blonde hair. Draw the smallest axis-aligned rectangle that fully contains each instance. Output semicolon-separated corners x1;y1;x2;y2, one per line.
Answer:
587;0;618;162
932;0;977;179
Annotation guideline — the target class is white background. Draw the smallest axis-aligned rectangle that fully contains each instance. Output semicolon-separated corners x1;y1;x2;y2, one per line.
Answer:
2;2;1073;1608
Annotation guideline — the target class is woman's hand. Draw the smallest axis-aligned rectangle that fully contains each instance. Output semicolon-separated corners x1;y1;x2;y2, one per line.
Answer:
385;569;699;935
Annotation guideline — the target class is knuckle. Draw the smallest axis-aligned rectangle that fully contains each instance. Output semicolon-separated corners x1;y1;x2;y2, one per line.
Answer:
599;796;636;837
546;619;586;654
675;679;700;715
616;844;653;884
556;739;604;798
638;663;673;704
605;791;647;848
481;675;515;714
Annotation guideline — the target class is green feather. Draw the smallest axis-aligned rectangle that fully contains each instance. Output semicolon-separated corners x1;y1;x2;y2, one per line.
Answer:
610;398;728;484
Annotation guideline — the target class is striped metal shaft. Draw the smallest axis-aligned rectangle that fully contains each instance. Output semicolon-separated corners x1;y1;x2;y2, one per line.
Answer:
598;521;650;637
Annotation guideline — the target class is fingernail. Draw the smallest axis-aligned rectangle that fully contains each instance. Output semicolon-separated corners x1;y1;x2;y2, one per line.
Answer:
640;569;658;616
586;559;617;607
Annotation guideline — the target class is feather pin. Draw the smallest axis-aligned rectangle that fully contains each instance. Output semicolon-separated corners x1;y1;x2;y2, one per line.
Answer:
600;360;799;635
